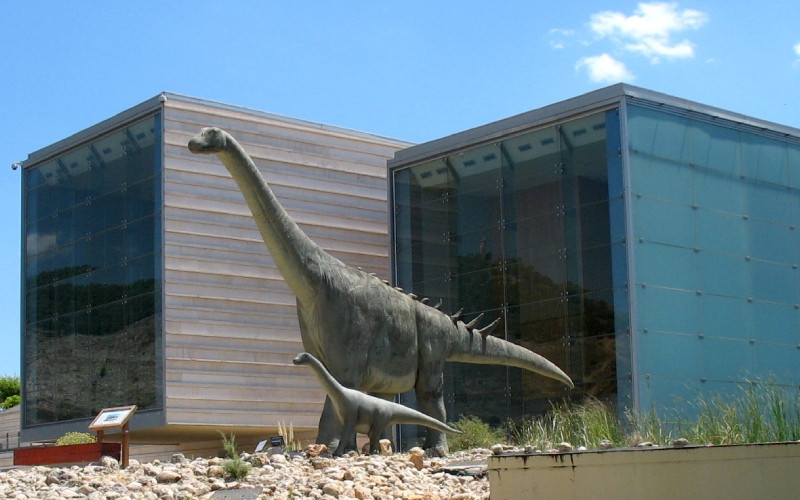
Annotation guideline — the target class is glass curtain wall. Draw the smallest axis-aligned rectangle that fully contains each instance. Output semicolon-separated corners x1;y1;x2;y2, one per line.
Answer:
627;103;800;412
392;109;624;443
22;114;163;427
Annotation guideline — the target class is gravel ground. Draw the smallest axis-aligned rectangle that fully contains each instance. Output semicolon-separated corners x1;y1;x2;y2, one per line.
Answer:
0;447;492;499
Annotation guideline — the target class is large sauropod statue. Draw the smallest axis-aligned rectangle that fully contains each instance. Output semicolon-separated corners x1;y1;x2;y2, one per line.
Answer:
188;127;573;456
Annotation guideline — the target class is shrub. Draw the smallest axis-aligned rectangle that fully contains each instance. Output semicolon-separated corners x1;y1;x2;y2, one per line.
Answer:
219;432;251;479
1;394;20;410
447;416;505;451
55;432;97;446
0;376;20;401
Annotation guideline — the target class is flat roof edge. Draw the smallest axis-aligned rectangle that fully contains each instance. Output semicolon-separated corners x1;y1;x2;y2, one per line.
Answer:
24;94;165;167
389;84;628;167
622;84;800;139
390;83;800;168
24;92;413;168
161;92;413;148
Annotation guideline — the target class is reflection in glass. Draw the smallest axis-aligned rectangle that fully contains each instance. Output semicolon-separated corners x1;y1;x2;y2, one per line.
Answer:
627;102;800;412
393;110;621;444
22;113;162;427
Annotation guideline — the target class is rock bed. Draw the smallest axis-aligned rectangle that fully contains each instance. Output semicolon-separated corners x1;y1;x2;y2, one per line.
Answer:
0;448;491;499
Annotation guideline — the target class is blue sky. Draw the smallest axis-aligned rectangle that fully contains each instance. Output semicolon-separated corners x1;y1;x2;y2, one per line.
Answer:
1;1;798;376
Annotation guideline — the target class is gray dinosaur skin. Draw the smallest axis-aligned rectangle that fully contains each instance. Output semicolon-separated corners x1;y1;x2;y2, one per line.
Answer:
188;127;574;456
293;352;462;456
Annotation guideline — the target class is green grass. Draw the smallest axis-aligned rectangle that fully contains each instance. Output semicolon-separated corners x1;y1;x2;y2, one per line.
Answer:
508;398;625;450
675;379;800;445
448;415;506;451
453;379;800;450
218;432;252;479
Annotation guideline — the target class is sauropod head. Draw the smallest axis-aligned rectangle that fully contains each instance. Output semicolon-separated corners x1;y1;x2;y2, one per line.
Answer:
188;127;228;154
292;352;312;365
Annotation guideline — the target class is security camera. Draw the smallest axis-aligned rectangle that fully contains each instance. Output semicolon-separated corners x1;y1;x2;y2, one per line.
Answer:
11;162;21;171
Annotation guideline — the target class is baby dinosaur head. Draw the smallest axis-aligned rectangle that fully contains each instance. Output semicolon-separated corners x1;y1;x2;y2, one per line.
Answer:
188;127;228;154
293;352;313;365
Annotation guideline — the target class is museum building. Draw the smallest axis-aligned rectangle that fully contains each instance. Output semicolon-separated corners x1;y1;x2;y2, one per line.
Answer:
19;93;410;446
18;84;800;451
390;84;800;442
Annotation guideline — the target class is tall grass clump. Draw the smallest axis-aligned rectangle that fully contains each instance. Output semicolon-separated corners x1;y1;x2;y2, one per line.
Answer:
502;377;800;450
679;379;800;445
448;415;506;451
509;397;624;450
278;421;303;452
219;432;251;479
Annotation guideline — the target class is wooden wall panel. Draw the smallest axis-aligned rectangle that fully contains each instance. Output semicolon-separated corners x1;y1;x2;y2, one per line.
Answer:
0;406;20;451
161;96;410;429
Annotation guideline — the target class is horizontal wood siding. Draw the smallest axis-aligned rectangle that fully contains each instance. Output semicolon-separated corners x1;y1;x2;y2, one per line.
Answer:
162;97;409;429
0;406;20;451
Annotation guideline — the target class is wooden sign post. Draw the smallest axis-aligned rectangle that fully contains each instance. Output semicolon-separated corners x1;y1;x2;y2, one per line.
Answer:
88;405;137;467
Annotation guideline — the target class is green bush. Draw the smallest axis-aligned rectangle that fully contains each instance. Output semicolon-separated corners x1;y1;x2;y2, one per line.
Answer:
447;416;505;451
0;376;20;401
219;432;251;479
1;394;20;410
55;432;97;446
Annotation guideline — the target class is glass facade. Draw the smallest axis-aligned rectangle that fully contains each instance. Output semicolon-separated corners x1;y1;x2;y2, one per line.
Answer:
22;113;163;427
627;103;800;412
391;89;800;436
392;109;626;441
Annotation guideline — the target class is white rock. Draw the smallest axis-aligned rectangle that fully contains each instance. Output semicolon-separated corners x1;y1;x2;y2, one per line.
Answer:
156;469;182;483
269;453;287;464
100;455;120;470
323;481;344;496
408;447;426;471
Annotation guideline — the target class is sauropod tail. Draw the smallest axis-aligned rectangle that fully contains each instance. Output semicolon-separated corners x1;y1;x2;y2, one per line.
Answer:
448;329;574;388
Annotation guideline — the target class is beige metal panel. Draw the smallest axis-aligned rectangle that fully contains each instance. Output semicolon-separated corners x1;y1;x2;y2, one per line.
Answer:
165;320;297;342
165;346;294;366
165;183;389;230
165;203;388;245
160;97;407;430
166;359;304;381
168;398;322;414
165;146;388;193
164;307;300;330
164;158;388;202
165;294;298;316
165;408;320;429
164;235;270;266
166;278;294;304
166;130;389;180
163;101;408;165
166;384;320;404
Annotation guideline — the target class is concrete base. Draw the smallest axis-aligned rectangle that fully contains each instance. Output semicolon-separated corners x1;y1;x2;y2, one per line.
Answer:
488;442;800;500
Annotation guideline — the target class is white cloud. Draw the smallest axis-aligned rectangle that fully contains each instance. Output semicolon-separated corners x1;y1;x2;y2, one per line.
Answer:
576;53;635;83
26;232;57;256
794;41;800;65
548;28;576;49
588;2;708;63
